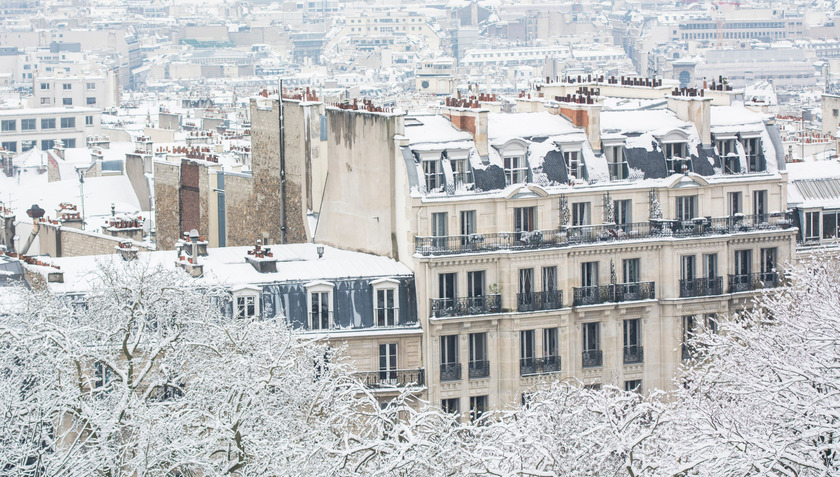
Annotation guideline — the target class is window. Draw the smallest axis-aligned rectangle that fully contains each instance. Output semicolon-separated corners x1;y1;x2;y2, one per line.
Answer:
520;329;536;374
625;380;642;393
86;97;96;105
675;195;697;221
805;211;820;241
235;295;256;319
760;247;776;280
60;117;75;128
542;266;557;293
623;258;640;284
1;142;16;152
467;270;484;307
504;155;527;184
469;395;487;421
582;322;601;367
440;334;459;381
85;115;93;126
21;140;34;152
735;250;752;276
460;210;476;238
86;82;95;89
41;139;54;150
62;83;71;90
564;150;582;179
663;142;687;173
624;318;641;348
64;139;75;148
823;211;840;239
450;155;473;187
681;255;695;282
572;202;590;226
753;190;767;220
379;343;398;382
93;361;113;391
519;267;534;299
614;199;631;226
375;287;397;327
423;158;443;192
682;315;697;359
468;332;488;378
21;118;35;130
513;206;535;240
306;282;334;330
40;97;50;105
441;398;460;414
431;212;447;248
543;327;558;358
62;98;72;106
1;120;15;132
716;138;738;173
439;272;456;308
703;253;717;278
41;118;56;129
728;192;742;216
606;145;627;180
742;137;762;172
582;261;599;287
40;83;49;90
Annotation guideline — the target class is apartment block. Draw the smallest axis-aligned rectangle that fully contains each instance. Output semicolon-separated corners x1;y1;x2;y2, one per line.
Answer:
0;107;101;153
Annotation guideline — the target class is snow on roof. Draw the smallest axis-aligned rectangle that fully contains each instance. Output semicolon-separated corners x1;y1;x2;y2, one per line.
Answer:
12;147;43;168
32;243;413;295
600;109;690;136
403;115;473;147
488;112;581;145
786;161;840;208
710;106;770;128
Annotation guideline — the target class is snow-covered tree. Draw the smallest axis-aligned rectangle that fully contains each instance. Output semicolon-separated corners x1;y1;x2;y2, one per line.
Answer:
669;257;840;476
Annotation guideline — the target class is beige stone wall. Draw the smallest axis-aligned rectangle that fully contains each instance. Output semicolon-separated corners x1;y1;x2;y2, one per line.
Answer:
125;154;151;211
153;160;181;250
38;222;152;258
317;109;404;259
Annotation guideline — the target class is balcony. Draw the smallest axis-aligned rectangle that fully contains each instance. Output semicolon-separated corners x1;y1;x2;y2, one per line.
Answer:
520;356;562;376
468;360;490;379
415;213;792;257
582;349;603;368
623;345;644;364
572;282;655;306
516;290;563;312
356;369;425;389
440;362;461;381
679;277;724;298
728;271;780;294
430;294;501;318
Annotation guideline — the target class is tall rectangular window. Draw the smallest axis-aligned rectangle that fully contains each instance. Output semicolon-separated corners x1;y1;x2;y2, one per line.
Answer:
514;206;536;241
728;192;742;216
543;328;558;358
423;158;443;192
379;343;398;381
375;288;396;327
805;211;820;241
542;266;557;292
564;150;582;179
606;145;627;180
469;395;487;421
582;322;600;352
735;250;752;276
441;398;459;414
676;196;697;221
743;137;761;172
623;258;640;283
441;335;458;365
85;115;93;126
753;190;767;219
614;199;631;226
582;261;599;287
431;212;447;248
451;157;473;187
460;210;475;236
309;292;330;330
702;253;717;278
824;211;839;239
467;270;484;308
519;268;534;297
624;318;641;348
504;155;527;184
520;329;536;360
439;273;456;305
572;202;590;226
468;332;488;378
681;255;696;282
760;247;776;278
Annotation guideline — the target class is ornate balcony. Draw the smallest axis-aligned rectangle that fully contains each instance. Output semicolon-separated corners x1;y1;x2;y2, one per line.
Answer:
430;294;501;318
356;369;425;389
468;360;490;379
623;345;644;364
728;271;780;294
572;282;655;306
582;349;603;368
516;290;563;312
520;356;562;376
440;362;461;381
415;213;793;257
679;277;724;298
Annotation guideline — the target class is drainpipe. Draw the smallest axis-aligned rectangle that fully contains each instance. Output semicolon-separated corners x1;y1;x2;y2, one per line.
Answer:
279;79;287;244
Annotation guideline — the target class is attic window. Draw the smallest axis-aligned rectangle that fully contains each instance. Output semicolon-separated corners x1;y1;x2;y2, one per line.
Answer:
232;285;260;319
504;155;527;185
305;281;334;330
662;142;690;174
605;145;627;180
372;278;400;327
564;150;583;179
447;150;473;189
423;156;443;193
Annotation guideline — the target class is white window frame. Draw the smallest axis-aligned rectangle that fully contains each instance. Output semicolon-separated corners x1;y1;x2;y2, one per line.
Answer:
371;278;400;327
448;149;473;188
232;284;260;319
560;143;584;179
305;280;334;330
499;141;528;185
603;139;627;180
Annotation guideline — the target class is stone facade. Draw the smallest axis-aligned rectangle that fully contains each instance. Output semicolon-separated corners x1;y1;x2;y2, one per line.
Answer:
38;221;152;258
153;160;182;250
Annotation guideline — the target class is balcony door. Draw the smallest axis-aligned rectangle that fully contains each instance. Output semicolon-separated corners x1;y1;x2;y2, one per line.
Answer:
467;270;485;308
379;343;397;383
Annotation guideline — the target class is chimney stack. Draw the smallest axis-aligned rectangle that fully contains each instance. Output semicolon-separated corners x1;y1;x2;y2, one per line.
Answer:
245;239;278;273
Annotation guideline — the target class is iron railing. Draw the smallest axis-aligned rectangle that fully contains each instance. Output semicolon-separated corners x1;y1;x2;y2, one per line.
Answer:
572;282;655;306
623;345;644;364
415;213;793;256
520;356;562;376
430;294;501;318
728;271;780;293
356;369;425;389
468;360;490;379
516;290;563;312
582;349;603;368
679;277;724;298
440;362;461;381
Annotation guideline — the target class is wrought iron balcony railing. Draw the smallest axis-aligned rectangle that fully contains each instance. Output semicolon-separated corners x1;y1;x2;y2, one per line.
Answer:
520;356;562;376
516;290;563;312
582;349;603;368
623;345;644;364
356;369;425;389
679;277;724;298
572;282;655;306
440;362;461;381
728;271;780;294
415;213;793;256
468;360;490;379
430;294;501;318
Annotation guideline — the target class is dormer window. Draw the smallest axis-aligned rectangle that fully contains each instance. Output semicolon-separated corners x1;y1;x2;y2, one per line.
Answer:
662;142;690;174
372;278;400;327
448;150;473;188
232;285;261;319
605;144;627;180
422;155;443;193
564;150;583;179
715;137;740;174
504;155;527;185
305;281;335;330
740;136;762;172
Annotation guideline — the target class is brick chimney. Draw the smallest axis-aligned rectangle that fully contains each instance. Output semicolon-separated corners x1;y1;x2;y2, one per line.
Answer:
548;93;602;152
443;98;489;156
245;239;278;273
